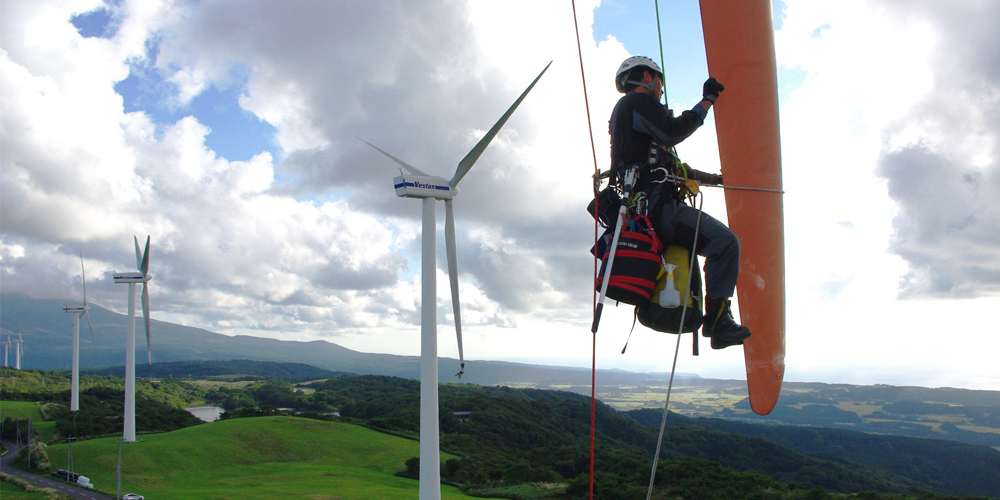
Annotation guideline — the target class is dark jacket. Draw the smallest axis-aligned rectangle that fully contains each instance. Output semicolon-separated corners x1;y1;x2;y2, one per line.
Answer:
609;91;706;193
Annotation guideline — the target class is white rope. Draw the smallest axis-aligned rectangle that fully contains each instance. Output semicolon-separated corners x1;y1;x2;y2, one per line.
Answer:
645;192;705;500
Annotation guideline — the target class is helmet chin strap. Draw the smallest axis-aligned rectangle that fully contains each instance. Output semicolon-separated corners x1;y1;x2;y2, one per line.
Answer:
626;80;662;97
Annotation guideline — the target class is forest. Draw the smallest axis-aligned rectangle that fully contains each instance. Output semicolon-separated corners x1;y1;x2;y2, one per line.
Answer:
2;364;998;500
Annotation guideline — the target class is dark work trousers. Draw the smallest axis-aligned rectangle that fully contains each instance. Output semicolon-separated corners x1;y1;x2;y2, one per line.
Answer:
647;189;740;299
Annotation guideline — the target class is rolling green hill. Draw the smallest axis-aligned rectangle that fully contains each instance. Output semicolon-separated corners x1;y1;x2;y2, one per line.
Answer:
296;375;1000;498
7;369;1000;499
45;416;501;500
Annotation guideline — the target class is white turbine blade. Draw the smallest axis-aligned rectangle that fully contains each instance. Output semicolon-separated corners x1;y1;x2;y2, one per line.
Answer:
444;200;465;377
134;236;142;271
450;61;552;188
79;251;88;306
142;282;151;364
139;236;150;276
85;310;96;343
357;138;430;176
80;250;96;342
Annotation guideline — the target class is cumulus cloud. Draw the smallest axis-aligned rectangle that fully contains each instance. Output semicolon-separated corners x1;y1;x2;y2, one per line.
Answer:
873;0;1000;298
1;0;622;341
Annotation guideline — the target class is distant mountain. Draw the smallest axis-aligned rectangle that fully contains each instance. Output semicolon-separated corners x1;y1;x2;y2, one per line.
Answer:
6;293;998;449
0;293;695;387
82;359;349;381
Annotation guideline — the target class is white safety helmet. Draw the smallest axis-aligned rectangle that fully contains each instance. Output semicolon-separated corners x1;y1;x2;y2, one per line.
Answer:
615;56;663;93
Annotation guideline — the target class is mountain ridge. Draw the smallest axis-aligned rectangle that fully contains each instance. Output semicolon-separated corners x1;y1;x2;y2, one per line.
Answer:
0;292;703;387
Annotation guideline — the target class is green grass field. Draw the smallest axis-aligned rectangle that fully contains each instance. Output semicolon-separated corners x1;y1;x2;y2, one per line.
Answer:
0;481;57;500
1;401;46;421
1;401;59;443
1;473;68;500
46;416;504;500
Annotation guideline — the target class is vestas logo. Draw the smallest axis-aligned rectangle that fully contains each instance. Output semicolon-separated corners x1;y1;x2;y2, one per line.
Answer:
113;273;147;283
413;181;449;190
394;181;451;191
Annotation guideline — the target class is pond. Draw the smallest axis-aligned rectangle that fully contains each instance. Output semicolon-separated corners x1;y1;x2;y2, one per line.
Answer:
185;405;224;422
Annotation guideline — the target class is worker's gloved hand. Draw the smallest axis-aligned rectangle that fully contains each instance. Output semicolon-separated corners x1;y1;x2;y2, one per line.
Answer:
711;173;723;185
703;77;725;103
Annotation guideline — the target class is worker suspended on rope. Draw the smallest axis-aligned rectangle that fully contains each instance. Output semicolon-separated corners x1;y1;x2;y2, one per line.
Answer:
608;55;750;350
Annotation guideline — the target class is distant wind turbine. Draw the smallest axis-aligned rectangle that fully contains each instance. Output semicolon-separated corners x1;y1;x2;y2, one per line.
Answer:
361;61;550;500
2;336;10;367
64;251;96;412
112;236;152;442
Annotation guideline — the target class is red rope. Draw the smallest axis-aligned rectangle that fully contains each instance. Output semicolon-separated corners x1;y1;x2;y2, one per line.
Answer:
570;2;600;499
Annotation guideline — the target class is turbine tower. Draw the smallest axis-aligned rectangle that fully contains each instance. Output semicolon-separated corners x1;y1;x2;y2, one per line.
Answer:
362;62;549;500
112;236;152;442
2;336;10;367
64;251;96;412
13;334;23;369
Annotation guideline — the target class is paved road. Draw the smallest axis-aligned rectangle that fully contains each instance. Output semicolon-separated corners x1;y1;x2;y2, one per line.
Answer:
1;441;115;500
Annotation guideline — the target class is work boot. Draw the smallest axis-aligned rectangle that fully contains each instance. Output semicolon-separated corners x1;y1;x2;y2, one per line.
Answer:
703;297;751;350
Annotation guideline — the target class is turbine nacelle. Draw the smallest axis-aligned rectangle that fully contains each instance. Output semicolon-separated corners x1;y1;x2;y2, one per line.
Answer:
63;305;89;313
112;272;152;284
393;175;458;200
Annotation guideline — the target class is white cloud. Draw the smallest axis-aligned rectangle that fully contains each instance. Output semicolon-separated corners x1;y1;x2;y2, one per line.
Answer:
2;0;998;389
870;1;1000;299
0;0;629;343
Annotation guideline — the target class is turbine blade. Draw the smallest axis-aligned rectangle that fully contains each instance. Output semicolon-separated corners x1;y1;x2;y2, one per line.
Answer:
134;236;142;270
142;283;151;364
450;61;552;187
140;236;150;276
356;138;430;176
79;251;88;306
85;311;96;343
444;200;465;377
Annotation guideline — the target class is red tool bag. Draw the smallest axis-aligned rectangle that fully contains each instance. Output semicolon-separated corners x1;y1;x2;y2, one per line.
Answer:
595;215;663;306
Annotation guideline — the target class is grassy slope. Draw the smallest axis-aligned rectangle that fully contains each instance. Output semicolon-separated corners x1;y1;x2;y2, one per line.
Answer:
2;401;46;420
45;416;503;500
0;480;57;500
1;401;57;443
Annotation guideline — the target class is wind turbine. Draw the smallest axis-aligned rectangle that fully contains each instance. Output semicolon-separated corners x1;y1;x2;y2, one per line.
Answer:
64;251;96;412
112;235;152;442
361;62;550;500
2;336;10;367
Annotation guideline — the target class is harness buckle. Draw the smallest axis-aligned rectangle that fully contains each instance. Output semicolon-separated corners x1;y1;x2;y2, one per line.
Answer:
649;167;671;184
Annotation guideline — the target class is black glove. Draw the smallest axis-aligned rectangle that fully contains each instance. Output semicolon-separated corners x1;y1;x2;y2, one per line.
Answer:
703;77;725;103
712;173;724;185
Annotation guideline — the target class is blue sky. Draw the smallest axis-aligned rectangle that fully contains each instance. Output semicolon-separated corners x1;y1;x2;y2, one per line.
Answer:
72;5;278;163
3;0;1000;390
